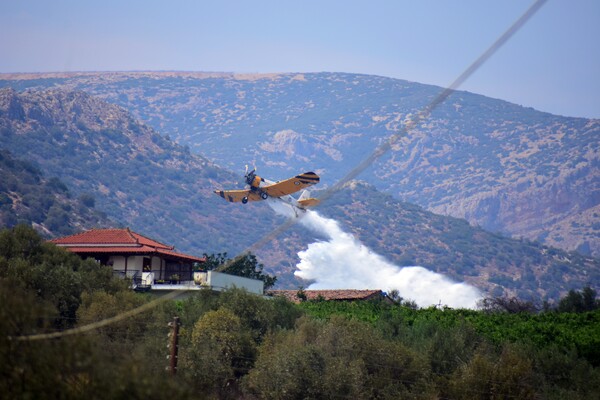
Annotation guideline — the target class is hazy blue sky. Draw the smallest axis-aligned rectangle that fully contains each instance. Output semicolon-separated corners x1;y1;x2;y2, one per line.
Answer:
1;0;598;118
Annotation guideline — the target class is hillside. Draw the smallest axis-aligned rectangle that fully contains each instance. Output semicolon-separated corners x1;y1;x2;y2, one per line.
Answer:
0;87;598;301
0;71;597;257
0;149;110;236
0;87;282;256
318;181;599;301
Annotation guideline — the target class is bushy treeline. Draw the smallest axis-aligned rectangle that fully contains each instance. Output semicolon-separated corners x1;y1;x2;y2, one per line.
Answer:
1;225;599;399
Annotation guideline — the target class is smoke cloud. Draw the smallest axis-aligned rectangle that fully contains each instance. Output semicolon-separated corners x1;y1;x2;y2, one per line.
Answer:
268;199;482;309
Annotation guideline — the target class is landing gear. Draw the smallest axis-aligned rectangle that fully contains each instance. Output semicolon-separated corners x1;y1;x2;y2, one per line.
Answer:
260;192;268;200
242;197;248;204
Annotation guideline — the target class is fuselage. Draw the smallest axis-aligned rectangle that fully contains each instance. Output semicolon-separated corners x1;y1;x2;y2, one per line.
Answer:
244;172;319;211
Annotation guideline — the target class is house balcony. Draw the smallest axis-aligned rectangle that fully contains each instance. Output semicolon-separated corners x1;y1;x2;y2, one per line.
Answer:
113;270;264;295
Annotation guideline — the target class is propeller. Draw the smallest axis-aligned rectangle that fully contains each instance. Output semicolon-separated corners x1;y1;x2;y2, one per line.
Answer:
244;164;256;177
244;164;257;185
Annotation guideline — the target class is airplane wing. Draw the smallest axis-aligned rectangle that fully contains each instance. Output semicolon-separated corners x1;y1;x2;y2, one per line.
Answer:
214;189;262;203
263;172;320;197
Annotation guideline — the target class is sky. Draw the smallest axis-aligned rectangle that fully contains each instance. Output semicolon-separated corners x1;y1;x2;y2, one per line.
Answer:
1;0;598;119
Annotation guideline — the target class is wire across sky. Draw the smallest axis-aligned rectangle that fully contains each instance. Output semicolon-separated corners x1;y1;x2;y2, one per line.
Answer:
12;0;549;341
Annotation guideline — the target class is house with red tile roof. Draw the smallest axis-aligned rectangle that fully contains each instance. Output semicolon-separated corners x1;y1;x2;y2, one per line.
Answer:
266;289;390;303
50;228;265;295
50;228;205;287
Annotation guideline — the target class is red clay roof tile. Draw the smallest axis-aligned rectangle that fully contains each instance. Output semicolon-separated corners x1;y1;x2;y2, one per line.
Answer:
267;289;385;303
50;228;172;248
50;228;203;263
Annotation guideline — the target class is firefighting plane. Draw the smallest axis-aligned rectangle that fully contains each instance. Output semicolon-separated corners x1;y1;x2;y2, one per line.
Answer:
214;166;320;212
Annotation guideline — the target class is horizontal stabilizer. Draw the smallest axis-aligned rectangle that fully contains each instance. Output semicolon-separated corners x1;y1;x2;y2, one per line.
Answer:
297;197;320;208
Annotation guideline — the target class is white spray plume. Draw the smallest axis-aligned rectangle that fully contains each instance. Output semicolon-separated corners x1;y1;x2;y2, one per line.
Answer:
267;199;482;309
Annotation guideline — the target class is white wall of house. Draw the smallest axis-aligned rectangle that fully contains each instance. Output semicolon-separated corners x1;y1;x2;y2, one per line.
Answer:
207;271;264;294
110;255;126;270
109;255;144;274
131;256;144;272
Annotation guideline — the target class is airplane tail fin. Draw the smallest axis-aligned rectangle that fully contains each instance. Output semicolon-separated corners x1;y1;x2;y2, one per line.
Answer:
298;190;311;201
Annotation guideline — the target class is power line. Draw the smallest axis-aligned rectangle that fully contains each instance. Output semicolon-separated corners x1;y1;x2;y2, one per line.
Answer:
321;0;547;203
9;290;181;341
241;0;548;260
10;0;548;341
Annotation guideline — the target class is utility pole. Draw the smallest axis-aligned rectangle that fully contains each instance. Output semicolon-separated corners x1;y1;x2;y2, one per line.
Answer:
168;316;180;375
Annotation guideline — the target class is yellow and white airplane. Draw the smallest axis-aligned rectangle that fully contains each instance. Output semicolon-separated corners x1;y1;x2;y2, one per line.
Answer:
214;166;320;210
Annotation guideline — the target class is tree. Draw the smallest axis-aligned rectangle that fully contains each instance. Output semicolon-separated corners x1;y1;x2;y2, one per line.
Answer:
201;252;228;270
478;296;539;314
582;286;599;310
183;307;255;395
558;286;599;313
296;286;307;302
244;315;432;399
0;225;127;328
78;192;96;208
217;288;302;342
77;290;150;342
449;343;536;400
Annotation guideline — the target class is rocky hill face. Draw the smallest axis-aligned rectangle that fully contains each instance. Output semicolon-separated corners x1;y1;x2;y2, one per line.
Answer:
0;86;598;301
0;88;280;256
1;72;596;258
